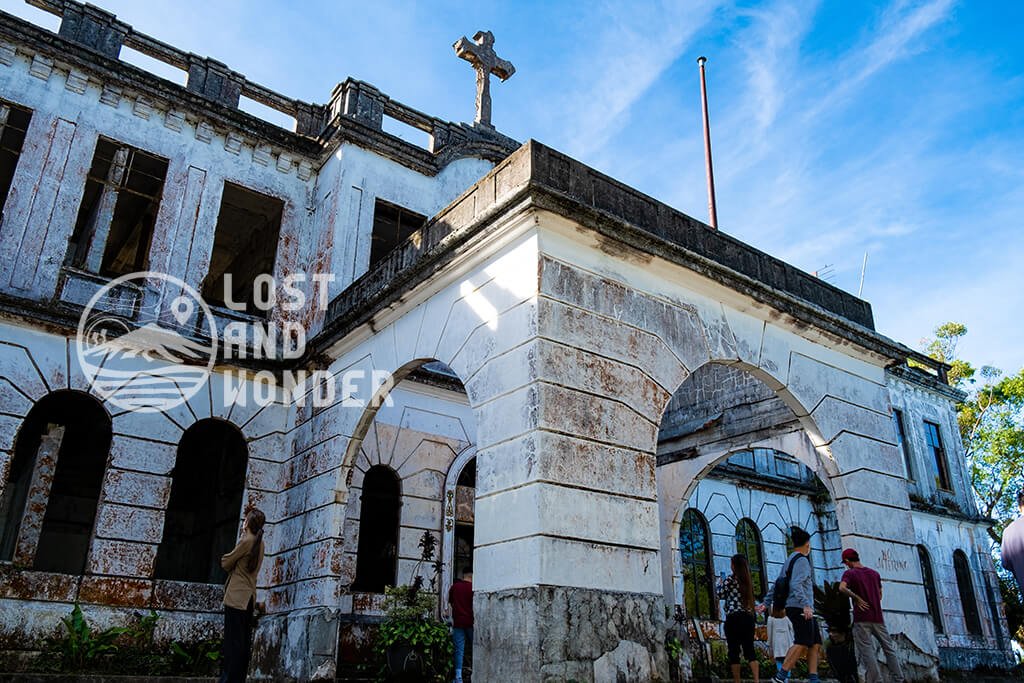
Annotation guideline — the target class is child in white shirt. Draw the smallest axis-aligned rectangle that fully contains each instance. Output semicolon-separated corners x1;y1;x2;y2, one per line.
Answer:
767;606;795;673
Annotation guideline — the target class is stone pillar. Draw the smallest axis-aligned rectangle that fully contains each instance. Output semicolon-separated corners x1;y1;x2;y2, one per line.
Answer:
294;102;327;138
186;56;244;109
470;333;670;681
13;426;64;567
58;3;129;60
331;79;386;130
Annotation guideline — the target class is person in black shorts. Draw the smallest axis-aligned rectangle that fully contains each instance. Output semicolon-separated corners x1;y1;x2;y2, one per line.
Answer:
717;553;761;683
772;527;821;683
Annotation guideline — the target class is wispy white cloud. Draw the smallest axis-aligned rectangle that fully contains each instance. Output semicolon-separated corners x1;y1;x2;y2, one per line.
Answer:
803;0;956;121
555;0;726;159
733;0;818;149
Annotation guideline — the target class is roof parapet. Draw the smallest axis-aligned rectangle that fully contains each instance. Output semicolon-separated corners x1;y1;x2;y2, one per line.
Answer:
19;0;519;162
319;141;922;366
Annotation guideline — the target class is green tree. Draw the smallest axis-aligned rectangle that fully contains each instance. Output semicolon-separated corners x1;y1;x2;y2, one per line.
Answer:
923;322;976;387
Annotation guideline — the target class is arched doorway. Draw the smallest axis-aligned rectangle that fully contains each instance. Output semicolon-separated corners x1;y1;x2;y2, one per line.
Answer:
656;362;843;621
673;447;841;622
0;390;111;573
333;358;475;675
154;418;249;583
441;446;476;615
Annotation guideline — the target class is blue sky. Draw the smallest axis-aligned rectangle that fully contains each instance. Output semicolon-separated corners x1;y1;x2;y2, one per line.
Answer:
4;0;1022;375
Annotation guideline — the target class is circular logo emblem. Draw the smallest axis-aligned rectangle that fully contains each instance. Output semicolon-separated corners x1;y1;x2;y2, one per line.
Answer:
76;272;218;413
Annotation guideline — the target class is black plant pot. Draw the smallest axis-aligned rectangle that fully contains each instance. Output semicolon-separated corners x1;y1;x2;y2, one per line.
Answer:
386;643;426;682
825;638;857;683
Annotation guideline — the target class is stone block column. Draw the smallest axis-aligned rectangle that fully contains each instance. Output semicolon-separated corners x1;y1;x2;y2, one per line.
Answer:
469;332;671;681
792;352;942;671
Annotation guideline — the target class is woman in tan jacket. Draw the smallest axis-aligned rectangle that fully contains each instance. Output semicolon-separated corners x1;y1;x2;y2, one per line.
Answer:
219;507;265;683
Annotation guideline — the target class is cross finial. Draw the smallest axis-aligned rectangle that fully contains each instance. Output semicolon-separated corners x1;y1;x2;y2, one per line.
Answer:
453;30;515;129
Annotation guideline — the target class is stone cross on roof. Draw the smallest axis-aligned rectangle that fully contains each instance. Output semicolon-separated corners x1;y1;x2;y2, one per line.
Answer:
453;30;515;129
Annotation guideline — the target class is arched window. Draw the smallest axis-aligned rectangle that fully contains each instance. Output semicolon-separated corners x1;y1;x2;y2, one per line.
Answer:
735;518;766;599
680;508;715;619
953;549;983;636
917;545;943;634
353;466;401;593
0;391;111;574
154;419;248;583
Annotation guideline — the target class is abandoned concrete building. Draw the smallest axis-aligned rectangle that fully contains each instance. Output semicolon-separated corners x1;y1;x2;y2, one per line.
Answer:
0;1;1014;681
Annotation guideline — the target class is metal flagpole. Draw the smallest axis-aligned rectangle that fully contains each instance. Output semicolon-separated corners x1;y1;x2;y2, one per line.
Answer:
698;56;718;231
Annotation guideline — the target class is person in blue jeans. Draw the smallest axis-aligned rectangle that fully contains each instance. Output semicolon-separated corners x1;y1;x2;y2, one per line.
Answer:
448;566;473;683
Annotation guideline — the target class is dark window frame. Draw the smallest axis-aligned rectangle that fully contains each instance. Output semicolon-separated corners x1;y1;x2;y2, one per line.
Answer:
679;508;716;620
0;101;33;217
892;409;914;481
953;549;983;636
154;418;249;584
368;199;426;268
922;421;952;491
352;465;402;593
202;181;285;316
67;137;169;277
918;545;943;634
735;518;767;600
0;390;111;574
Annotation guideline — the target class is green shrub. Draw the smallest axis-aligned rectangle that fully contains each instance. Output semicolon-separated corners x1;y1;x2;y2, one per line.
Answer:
47;604;127;670
41;604;221;676
168;638;222;675
372;531;454;682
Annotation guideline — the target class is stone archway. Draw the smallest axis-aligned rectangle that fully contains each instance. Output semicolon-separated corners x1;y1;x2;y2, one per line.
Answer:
531;248;936;678
441;445;477;617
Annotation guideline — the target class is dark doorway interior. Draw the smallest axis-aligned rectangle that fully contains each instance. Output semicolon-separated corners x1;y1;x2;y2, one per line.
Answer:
352;466;401;592
0;391;112;573
154;418;248;583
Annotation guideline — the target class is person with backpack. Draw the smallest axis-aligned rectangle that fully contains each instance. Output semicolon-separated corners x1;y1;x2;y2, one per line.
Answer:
771;527;821;683
717;554;761;683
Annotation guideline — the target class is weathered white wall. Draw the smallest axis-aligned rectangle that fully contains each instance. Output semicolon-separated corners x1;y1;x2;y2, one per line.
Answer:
0;41;497;342
0;317;289;644
532;210;939;668
888;375;975;512
0;47;313;305
316;143;495;299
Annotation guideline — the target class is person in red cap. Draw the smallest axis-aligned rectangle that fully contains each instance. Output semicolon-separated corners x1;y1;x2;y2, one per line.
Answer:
839;548;905;683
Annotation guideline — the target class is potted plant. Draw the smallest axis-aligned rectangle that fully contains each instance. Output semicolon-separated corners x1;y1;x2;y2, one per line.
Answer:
373;531;453;682
814;581;858;683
